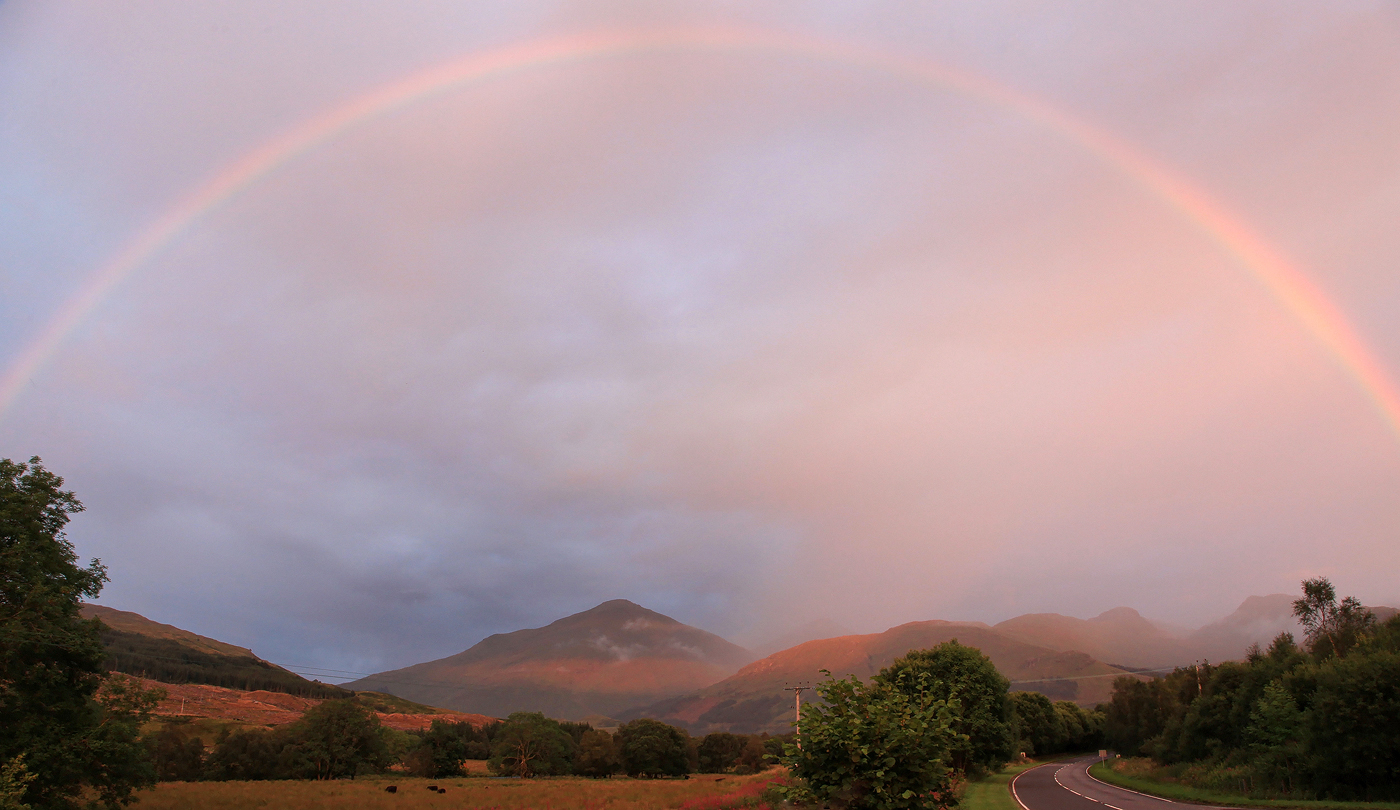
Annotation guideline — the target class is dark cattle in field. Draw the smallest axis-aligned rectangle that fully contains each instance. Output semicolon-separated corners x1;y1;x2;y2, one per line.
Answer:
426;785;438;790
438;788;447;793
384;785;397;793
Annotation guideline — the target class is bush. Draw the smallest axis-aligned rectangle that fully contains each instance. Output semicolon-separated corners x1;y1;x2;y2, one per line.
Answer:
779;669;960;810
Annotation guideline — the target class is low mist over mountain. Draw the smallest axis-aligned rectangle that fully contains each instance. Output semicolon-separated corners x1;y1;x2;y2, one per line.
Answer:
623;621;1133;734
348;600;754;721
993;607;1194;669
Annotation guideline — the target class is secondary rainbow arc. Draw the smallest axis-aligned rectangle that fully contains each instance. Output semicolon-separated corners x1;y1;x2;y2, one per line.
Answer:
3;26;1397;439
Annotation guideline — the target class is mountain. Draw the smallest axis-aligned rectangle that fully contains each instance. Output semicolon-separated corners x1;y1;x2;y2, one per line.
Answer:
1187;594;1305;662
1188;595;1399;662
81;604;347;699
347;599;755;721
622;620;1134;734
993;607;1192;669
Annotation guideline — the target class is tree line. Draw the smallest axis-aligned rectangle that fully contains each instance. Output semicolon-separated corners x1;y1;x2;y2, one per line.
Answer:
99;629;349;699
148;704;793;782
1103;578;1400;801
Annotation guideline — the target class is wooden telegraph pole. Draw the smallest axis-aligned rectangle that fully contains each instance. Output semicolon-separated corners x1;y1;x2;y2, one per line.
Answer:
784;682;812;749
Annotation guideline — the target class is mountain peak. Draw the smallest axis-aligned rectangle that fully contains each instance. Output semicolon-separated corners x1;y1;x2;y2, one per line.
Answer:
348;600;752;721
1091;607;1145;623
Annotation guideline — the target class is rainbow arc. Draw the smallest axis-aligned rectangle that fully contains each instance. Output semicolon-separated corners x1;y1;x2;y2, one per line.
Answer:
3;27;1397;438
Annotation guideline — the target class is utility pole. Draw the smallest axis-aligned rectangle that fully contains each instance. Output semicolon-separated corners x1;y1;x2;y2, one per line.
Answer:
784;682;812;750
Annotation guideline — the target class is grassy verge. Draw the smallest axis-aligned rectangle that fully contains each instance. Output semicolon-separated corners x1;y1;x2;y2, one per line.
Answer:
964;761;1044;810
1089;761;1400;810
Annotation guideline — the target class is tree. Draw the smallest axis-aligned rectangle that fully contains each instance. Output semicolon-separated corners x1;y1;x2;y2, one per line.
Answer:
697;732;746;773
287;699;390;780
0;757;35;810
1009;691;1063;756
1292;577;1375;658
780;669;960;810
574;729;619;778
203;728;286;781
0;456;161;809
1301;645;1400;799
488;713;575;777
877;642;1015;773
406;719;485;778
616;719;690;778
146;724;205;782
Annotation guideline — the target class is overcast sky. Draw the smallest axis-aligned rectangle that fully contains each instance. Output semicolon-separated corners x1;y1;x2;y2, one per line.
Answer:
3;2;1399;678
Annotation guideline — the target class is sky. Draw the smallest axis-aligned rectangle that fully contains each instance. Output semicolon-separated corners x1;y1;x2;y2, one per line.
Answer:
3;2;1400;679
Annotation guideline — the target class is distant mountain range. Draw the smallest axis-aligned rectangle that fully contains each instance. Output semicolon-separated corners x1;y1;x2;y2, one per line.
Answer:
346;599;754;722
623;620;1131;734
89;593;1398;732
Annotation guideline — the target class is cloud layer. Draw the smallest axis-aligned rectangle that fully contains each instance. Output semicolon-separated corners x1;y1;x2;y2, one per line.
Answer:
2;1;1399;674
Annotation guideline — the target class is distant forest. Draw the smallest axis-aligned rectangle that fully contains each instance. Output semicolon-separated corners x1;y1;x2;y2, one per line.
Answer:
100;628;349;699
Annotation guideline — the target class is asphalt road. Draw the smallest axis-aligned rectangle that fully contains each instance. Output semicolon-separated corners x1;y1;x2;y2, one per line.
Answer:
1011;756;1235;810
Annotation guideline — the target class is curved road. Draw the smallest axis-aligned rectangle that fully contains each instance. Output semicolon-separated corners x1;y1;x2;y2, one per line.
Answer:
1011;756;1236;810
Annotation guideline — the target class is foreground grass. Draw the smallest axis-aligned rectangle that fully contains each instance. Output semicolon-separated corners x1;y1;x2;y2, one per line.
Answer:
1089;761;1400;810
128;772;783;810
963;760;1042;810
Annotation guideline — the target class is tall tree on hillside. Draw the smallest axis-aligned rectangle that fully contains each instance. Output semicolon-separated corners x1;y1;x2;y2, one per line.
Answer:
877;641;1015;772
0;457;160;809
1292;577;1375;658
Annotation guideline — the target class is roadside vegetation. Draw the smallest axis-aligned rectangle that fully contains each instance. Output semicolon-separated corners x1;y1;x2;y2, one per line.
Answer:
1103;578;1400;802
1090;759;1400;810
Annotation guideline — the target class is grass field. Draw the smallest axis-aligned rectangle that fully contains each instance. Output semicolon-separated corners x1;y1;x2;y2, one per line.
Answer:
1089;761;1400;810
127;772;785;810
963;760;1041;810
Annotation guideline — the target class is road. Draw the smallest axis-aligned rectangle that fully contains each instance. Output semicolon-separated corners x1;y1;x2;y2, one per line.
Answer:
1011;756;1235;810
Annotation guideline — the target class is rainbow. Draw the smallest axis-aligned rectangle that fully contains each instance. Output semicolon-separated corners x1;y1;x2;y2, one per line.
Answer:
4;26;1398;438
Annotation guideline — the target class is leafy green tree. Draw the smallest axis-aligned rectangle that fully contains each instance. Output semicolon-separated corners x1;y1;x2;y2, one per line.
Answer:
780;669;960;810
488;713;575;777
574;729;619;778
877;641;1015;772
616;719;690;778
0;756;35;810
1244;681;1302;792
1293;577;1375;658
405;719;495;778
0;457;161;809
1009;691;1063;756
697;732;746;773
734;735;768;774
145;724;205;782
203;728;286;781
1301;644;1400;799
287;699;390;780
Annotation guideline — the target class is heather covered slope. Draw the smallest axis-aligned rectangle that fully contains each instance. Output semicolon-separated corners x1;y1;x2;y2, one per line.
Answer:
81;604;348;698
622;619;1133;734
348;599;754;720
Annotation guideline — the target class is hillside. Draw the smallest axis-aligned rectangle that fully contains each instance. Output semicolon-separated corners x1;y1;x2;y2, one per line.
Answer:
993;607;1192;669
81;604;348;699
622;620;1134;734
135;677;494;731
348;599;754;721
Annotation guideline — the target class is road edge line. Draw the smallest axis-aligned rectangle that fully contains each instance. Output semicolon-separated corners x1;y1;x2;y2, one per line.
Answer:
1011;762;1050;810
1084;760;1178;804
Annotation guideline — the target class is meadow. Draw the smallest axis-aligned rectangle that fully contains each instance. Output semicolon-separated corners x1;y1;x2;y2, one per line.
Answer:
126;772;785;810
